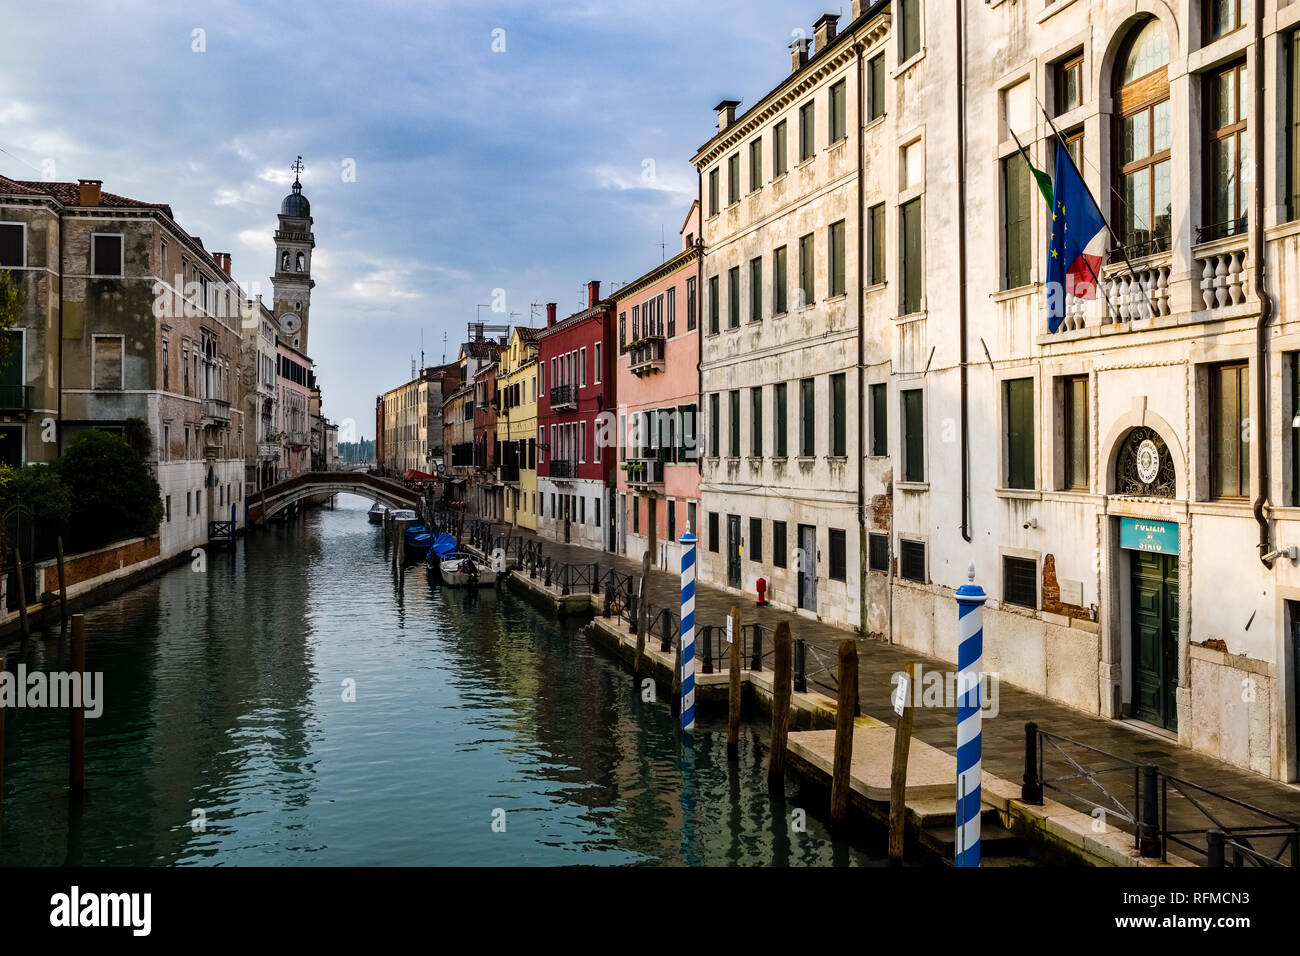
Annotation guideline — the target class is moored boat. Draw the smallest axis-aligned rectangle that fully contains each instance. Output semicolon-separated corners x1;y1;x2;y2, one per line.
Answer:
367;502;388;524
439;552;496;588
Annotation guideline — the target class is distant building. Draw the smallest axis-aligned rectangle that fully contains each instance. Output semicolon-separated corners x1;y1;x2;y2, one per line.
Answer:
497;323;543;530
375;361;460;476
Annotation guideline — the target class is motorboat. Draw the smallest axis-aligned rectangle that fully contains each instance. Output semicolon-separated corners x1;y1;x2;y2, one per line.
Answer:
439;552;496;588
367;502;388;524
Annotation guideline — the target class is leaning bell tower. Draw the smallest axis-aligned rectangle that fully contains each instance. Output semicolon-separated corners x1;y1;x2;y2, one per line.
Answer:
271;156;316;352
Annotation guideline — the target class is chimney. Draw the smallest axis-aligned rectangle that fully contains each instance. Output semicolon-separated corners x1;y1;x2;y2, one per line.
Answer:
852;0;867;16
214;252;232;276
587;280;600;308
789;37;810;72
714;99;741;132
546;302;557;327
78;179;102;207
813;14;839;53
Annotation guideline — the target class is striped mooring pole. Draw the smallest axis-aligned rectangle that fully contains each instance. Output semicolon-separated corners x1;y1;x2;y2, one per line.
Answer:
679;529;698;737
955;563;987;867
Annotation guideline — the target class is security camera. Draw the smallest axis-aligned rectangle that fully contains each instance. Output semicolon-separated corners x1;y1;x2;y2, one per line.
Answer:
1023;517;1038;530
1264;545;1299;563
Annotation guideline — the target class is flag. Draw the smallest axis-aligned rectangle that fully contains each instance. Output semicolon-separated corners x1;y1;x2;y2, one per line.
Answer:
1009;129;1053;208
1066;253;1102;300
1047;138;1106;332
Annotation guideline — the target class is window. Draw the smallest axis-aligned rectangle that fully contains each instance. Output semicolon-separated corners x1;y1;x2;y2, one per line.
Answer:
1059;127;1084;173
728;153;741;205
868;203;885;285
666;289;675;338
902;388;924;481
798;233;814;308
1056;52;1083;115
775;382;788;457
619;312;626;347
869;383;888;456
750;518;763;562
1291;31;1300;222
799;378;815;457
774;121;789;177
667;498;676;542
688;502;698;537
709;392;720;456
709;168;720;216
749;138;763;192
161;339;169;390
900;198;922;314
830;79;847;143
1206;61;1248;239
749;257;762;322
161;424;169;461
1003;556;1038;609
900;539;925;582
1003;155;1032;289
633;496;639;533
1206;0;1242;41
773;245;788;314
829;220;846;297
92;234;123;276
708;512;720;552
728;389;740;457
868;532;889;573
580;347;588;386
1115;19;1172;253
1210;361;1250;498
728;266;740;329
799;101;815;162
773;520;788;568
1064;375;1088;490
579;420;587;462
829;529;846;581
751;386;763;456
680;402;699;460
1293;353;1300;506
830;373;846;457
708;275;720;334
899;0;921;61
686;276;697;331
868;53;885;120
92;335;124;390
594;342;602;383
186;491;191;516
0;223;24;267
1005;378;1035;489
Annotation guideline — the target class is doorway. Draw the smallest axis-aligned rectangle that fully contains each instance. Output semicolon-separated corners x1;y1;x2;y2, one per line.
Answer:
1130;550;1179;730
726;514;741;588
797;523;817;611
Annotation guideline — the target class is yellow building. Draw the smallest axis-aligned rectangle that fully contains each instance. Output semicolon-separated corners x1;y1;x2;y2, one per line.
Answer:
496;325;541;530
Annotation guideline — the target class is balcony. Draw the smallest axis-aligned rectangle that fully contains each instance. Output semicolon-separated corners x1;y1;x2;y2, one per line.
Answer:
550;384;577;410
0;385;33;411
289;430;309;447
201;397;232;425
257;441;280;460
624;457;664;490
548;458;577;479
628;335;665;377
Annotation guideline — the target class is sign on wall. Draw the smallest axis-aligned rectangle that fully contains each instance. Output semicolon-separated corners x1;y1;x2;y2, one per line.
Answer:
1119;518;1179;555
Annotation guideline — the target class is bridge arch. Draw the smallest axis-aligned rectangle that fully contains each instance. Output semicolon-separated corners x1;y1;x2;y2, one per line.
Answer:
249;472;422;525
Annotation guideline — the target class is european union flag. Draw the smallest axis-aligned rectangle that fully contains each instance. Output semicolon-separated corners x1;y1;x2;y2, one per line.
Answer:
1047;138;1106;333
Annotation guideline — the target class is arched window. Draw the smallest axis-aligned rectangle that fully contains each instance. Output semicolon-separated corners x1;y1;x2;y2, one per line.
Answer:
1114;18;1172;255
296;251;304;272
281;250;290;271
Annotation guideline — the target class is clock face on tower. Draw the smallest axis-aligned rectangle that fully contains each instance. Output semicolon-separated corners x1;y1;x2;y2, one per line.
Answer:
279;313;302;335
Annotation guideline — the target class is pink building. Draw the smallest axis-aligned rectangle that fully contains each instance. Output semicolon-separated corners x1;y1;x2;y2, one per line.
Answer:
611;203;702;570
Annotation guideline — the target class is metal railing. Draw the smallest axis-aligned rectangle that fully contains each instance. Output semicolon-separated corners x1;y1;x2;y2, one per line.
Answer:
1162;774;1299;866
549;384;577;408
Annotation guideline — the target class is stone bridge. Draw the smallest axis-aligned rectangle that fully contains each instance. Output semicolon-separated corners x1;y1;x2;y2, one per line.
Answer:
248;472;422;525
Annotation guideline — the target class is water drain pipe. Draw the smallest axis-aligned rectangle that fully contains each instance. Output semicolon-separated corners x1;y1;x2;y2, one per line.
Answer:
1251;12;1275;568
956;0;971;542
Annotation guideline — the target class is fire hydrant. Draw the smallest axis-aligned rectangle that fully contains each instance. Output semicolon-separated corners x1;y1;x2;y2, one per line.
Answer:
756;577;769;606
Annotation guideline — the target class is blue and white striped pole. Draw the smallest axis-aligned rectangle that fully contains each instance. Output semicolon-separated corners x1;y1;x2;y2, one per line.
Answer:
680;529;697;737
955;563;986;867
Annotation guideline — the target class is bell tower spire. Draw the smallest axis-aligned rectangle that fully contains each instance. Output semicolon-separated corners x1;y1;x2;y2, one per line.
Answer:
271;155;315;352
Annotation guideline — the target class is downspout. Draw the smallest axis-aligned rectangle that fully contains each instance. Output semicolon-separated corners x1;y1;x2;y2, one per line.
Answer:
857;39;868;635
696;168;704;486
1252;12;1276;568
956;0;971;542
56;203;64;455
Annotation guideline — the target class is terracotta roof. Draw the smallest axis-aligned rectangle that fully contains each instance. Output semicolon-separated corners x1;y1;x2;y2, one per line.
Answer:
0;175;173;216
514;326;544;342
462;340;504;359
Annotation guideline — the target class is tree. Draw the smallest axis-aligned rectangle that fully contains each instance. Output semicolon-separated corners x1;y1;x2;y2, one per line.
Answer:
55;431;162;550
0;463;72;527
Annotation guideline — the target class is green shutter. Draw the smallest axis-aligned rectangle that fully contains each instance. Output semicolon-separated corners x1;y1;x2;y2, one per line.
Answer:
1006;378;1035;489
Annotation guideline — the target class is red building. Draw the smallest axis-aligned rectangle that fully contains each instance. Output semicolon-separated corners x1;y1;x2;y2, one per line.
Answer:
471;358;501;519
536;282;615;549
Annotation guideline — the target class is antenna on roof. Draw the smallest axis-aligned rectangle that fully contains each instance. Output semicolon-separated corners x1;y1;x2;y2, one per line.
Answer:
420;329;424;373
442;330;447;365
659;225;666;263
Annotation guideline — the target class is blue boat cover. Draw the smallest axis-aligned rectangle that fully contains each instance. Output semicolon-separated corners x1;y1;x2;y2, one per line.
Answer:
432;533;457;558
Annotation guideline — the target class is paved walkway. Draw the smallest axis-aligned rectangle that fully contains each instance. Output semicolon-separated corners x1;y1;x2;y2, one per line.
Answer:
466;517;1300;862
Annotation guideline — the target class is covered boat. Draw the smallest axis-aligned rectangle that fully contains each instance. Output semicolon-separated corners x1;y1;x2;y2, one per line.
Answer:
367;502;388;524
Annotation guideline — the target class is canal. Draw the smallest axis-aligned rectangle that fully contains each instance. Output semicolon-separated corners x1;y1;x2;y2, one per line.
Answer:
0;495;879;866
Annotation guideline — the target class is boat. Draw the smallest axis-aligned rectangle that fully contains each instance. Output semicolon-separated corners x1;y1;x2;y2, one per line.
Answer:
367;502;388;524
403;523;432;561
439;552;496;588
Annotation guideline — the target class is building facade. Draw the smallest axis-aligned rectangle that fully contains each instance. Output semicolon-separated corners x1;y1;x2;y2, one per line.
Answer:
497;323;543;531
612;203;702;571
536;281;615;550
471;358;501;519
241;296;281;492
376;361;460;476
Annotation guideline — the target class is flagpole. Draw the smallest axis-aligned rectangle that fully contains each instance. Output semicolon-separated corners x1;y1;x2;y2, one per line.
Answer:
1009;127;1121;326
1038;105;1157;320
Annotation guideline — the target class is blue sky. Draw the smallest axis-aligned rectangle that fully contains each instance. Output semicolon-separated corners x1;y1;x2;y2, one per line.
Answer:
1;0;826;438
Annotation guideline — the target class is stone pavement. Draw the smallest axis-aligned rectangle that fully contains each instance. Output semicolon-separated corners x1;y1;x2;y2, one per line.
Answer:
469;517;1300;861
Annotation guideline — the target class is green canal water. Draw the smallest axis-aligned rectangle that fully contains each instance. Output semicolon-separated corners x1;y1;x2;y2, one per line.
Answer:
0;496;879;866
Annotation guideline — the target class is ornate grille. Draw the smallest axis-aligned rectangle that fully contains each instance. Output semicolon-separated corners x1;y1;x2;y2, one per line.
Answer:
1115;426;1176;498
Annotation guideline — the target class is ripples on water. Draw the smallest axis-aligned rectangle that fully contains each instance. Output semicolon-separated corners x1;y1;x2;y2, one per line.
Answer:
0;496;876;866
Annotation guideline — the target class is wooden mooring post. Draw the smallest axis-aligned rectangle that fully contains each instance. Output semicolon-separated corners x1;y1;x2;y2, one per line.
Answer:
768;621;793;795
69;614;86;793
56;535;68;622
830;639;859;825
633;552;649;679
727;605;742;758
13;545;29;639
0;653;5;822
889;660;919;864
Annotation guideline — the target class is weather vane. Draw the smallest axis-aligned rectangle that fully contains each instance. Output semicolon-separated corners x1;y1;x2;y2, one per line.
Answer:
291;156;304;181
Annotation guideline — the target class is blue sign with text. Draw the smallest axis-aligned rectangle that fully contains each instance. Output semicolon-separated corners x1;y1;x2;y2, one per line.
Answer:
1120;518;1179;555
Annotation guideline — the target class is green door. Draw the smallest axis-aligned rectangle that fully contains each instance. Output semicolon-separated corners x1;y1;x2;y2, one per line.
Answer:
1131;551;1179;730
